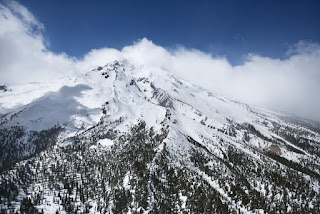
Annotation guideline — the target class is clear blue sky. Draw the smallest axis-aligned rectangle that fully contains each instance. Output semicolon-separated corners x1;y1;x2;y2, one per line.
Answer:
22;0;320;65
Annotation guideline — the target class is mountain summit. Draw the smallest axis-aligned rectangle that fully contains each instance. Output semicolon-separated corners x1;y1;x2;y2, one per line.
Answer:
0;60;319;213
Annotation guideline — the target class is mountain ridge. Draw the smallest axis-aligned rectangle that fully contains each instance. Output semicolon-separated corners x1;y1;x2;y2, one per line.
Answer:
0;60;319;213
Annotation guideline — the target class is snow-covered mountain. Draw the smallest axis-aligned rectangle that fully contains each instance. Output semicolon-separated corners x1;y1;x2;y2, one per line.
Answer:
0;60;319;213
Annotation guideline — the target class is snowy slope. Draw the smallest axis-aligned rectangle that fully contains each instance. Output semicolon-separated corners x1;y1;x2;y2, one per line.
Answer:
0;60;320;213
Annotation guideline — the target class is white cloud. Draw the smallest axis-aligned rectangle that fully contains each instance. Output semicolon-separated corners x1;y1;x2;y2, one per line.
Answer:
115;38;320;121
79;48;124;71
229;45;320;120
1;1;320;120
0;1;76;84
122;38;171;68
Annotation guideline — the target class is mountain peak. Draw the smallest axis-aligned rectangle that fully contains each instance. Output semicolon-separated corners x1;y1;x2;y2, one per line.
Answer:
0;60;320;213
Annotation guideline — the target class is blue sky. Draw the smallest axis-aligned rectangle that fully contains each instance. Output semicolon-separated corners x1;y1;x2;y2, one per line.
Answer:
22;0;320;65
1;0;320;120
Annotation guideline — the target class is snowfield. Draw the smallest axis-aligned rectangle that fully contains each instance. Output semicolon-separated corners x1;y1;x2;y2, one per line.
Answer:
97;138;114;147
0;60;320;213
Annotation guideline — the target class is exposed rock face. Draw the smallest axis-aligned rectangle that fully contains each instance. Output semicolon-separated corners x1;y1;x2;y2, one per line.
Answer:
0;60;319;213
0;85;8;92
269;144;282;155
152;88;173;108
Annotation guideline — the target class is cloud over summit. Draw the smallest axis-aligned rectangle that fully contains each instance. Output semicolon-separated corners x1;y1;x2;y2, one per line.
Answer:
1;1;320;120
